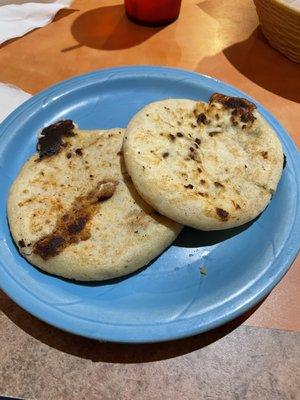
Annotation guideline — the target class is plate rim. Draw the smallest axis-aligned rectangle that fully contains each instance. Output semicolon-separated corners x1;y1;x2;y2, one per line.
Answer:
0;65;299;343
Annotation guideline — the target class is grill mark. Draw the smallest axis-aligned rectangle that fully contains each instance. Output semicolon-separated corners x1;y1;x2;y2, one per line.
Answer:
216;207;229;221
18;239;26;248
67;216;88;234
231;200;241;210
214;182;224;188
210;93;256;125
36;120;75;160
261;151;268;159
209;131;221;137
33;180;117;260
196;113;207;125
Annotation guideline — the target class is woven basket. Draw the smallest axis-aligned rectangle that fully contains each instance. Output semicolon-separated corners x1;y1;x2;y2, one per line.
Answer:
253;0;300;63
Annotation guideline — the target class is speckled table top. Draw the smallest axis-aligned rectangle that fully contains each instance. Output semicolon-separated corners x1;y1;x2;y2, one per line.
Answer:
0;294;300;400
1;290;299;400
0;1;299;399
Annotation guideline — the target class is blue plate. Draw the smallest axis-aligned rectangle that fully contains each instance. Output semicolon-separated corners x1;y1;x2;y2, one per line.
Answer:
0;66;299;343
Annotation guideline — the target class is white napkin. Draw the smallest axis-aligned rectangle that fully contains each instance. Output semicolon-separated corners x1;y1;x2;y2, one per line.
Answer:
0;0;73;45
0;83;31;123
283;0;300;8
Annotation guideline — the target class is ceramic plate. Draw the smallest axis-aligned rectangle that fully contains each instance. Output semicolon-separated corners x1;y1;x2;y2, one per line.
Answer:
0;66;299;342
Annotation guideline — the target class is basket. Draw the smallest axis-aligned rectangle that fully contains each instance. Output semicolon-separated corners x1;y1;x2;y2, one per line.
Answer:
253;0;300;63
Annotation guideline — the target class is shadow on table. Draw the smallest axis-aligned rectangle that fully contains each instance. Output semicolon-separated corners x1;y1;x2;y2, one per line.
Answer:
196;0;300;103
222;27;300;103
53;7;79;23
0;290;264;363
63;4;165;52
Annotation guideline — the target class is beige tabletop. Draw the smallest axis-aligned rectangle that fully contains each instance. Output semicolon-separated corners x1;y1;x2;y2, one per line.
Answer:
0;1;299;399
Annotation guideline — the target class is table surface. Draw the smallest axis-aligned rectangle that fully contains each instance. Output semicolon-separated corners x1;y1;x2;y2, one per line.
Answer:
0;1;299;399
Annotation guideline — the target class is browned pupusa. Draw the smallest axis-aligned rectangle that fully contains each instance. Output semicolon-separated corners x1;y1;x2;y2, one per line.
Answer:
7;125;182;280
123;94;284;230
